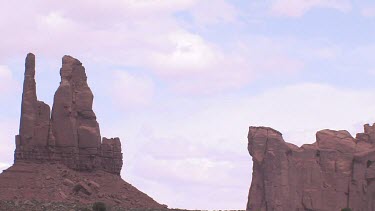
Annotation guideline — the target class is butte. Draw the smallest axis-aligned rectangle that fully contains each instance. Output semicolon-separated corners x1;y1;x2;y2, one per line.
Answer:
0;53;167;210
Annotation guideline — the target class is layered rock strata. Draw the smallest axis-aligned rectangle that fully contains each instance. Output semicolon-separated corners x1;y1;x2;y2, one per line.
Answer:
247;125;375;211
15;53;122;175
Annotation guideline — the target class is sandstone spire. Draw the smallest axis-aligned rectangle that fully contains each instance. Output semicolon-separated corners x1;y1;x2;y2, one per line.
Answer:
16;53;50;149
50;55;100;149
19;53;37;141
15;54;122;175
4;54;165;210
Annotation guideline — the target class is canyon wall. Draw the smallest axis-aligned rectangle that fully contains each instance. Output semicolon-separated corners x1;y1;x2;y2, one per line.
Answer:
247;125;375;211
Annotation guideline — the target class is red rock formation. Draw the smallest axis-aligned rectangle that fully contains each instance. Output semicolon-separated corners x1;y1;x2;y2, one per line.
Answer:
5;53;166;209
0;162;166;209
15;53;122;175
15;53;51;159
247;125;375;211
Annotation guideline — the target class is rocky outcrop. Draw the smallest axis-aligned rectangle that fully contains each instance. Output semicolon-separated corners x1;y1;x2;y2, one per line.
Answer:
14;53;122;175
247;125;375;211
2;53;166;209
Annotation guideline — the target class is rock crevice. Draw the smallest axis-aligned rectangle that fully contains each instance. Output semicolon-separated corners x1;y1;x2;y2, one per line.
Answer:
247;125;375;211
15;53;123;175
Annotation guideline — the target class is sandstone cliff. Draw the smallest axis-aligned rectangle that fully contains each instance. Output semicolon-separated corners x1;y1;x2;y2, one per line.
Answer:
247;125;375;211
15;53;122;174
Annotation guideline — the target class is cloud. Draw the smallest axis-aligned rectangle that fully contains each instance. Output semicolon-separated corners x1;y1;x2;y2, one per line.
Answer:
0;0;306;96
270;0;352;17
110;70;155;109
37;11;75;31
150;30;218;77
111;82;375;209
147;31;304;94
188;0;239;26
0;119;18;170
0;65;20;94
0;162;10;169
123;131;250;209
361;5;375;18
131;155;249;209
313;46;341;60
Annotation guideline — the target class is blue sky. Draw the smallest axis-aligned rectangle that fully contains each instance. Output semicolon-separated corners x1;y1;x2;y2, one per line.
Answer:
1;0;375;209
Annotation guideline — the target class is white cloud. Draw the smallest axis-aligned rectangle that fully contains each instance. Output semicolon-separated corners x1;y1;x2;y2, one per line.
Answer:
361;5;375;18
0;66;12;80
270;0;352;17
189;0;238;26
124;0;195;13
0;162;11;172
314;46;341;60
151;30;218;77
0;119;18;170
147;31;304;94
37;11;74;31
123;130;250;209
0;65;19;94
112;82;375;209
110;70;155;109
0;0;306;96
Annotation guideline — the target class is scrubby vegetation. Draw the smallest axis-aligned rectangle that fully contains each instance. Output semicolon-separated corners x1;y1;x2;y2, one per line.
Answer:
93;201;107;211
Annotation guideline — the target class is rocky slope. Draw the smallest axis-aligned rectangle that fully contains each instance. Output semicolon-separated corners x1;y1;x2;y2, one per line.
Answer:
0;53;166;209
247;125;375;211
0;162;165;210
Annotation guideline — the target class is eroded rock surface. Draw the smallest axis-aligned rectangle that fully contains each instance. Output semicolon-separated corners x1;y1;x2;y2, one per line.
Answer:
0;53;167;210
247;125;375;211
2;53;167;209
15;53;122;174
0;162;166;210
16;53;51;158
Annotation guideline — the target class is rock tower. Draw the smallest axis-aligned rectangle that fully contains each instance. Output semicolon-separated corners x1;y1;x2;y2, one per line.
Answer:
15;53;122;175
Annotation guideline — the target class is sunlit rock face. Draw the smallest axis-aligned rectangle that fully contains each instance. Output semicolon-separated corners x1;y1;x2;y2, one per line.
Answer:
247;125;375;211
15;53;122;175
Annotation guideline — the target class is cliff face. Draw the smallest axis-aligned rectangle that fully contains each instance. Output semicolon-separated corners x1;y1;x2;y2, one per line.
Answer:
247;125;375;211
15;53;122;175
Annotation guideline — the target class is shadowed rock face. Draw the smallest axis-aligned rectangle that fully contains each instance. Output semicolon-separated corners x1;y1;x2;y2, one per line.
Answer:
15;53;122;175
247;125;375;211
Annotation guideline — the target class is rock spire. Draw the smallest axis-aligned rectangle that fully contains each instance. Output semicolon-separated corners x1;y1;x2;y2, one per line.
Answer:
15;53;122;175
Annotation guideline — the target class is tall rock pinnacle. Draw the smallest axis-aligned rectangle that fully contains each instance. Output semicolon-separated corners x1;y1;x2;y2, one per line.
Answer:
50;55;100;149
2;53;165;209
15;53;122;175
17;53;50;147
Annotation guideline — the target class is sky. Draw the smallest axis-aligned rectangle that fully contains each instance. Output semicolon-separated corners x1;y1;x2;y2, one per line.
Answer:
1;0;375;209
